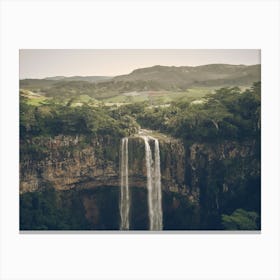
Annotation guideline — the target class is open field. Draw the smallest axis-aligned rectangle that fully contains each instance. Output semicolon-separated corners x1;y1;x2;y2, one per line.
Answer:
21;86;219;108
102;87;217;105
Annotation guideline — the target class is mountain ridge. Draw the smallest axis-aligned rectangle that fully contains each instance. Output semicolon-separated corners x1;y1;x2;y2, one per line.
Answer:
20;64;261;99
44;76;112;82
20;64;260;81
114;64;260;88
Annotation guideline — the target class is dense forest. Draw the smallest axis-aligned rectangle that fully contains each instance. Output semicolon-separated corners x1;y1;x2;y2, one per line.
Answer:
20;82;260;141
20;65;261;231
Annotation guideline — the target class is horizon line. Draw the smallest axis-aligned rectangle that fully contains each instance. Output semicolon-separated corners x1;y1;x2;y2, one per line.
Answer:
20;63;261;80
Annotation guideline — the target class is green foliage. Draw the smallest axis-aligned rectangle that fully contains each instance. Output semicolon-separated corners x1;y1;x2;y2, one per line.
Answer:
20;186;91;230
20;78;261;145
43;80;164;100
222;209;259;230
134;82;261;143
20;98;139;139
20;187;122;230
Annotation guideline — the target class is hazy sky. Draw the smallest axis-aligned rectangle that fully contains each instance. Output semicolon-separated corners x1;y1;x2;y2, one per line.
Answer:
20;49;260;79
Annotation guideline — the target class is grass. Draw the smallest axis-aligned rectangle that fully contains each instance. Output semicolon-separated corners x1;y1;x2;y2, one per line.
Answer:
103;87;216;105
78;94;93;102
25;96;49;106
21;86;219;108
104;94;148;103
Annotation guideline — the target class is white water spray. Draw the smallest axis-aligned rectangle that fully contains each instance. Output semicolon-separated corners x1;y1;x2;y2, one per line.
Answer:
120;137;130;230
154;138;163;230
141;136;163;230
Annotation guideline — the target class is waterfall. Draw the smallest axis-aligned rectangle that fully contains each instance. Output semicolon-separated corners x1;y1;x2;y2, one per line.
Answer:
154;138;163;230
120;137;130;230
142;136;154;229
119;135;163;231
142;136;163;230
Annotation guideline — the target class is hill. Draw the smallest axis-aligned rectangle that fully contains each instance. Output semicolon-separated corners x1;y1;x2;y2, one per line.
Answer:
45;76;112;83
114;64;260;89
19;64;261;101
20;76;112;91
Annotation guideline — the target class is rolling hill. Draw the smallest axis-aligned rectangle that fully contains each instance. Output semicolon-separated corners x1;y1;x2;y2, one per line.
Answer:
20;64;261;100
45;76;112;82
114;64;261;88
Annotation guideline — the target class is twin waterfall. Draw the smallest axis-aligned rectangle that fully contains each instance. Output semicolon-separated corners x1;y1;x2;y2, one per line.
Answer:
120;135;163;230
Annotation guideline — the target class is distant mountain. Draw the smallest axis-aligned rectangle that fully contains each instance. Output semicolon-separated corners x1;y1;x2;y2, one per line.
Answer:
44;76;66;81
114;64;261;89
20;64;261;99
20;76;112;91
20;79;58;90
44;76;112;83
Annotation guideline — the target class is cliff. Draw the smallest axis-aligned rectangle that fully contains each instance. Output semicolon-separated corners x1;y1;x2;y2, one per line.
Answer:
185;140;260;228
20;133;260;230
20;133;187;196
20;135;118;193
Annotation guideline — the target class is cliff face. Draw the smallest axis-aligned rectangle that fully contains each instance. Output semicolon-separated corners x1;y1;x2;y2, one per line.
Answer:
20;134;260;230
186;140;260;195
20;134;187;196
126;136;186;194
185;140;260;228
20;134;259;201
20;135;119;193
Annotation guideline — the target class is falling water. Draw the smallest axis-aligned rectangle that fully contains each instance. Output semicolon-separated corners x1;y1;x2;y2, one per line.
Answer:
142;136;155;229
120;137;130;230
154;138;163;230
142;136;163;230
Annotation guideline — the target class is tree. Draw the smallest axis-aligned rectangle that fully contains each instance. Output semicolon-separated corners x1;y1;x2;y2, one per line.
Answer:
222;209;259;230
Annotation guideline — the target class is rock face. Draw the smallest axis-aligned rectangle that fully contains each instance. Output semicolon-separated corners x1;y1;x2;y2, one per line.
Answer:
20;134;260;225
184;140;260;229
20;134;260;230
20;135;120;193
127;136;186;195
20;134;187;196
186;140;260;197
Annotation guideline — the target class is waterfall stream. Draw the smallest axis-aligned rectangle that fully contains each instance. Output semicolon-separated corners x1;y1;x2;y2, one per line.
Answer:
154;138;163;230
120;137;130;230
142;136;154;229
142;136;163;230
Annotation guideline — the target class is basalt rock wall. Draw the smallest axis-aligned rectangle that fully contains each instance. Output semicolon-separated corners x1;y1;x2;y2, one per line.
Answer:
20;134;188;196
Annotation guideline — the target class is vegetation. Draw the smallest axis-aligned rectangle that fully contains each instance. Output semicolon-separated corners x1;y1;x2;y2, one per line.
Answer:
127;82;261;143
20;64;260;101
20;186;199;230
222;209;259;230
20;98;139;140
20;185;91;230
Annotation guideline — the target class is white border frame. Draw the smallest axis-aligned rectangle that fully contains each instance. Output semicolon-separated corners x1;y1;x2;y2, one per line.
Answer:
1;1;280;279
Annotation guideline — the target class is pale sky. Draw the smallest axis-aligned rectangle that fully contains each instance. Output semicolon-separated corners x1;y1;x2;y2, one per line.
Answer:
19;49;261;79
